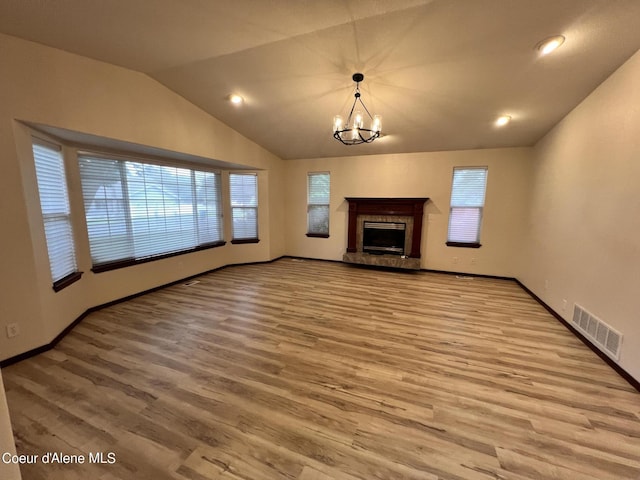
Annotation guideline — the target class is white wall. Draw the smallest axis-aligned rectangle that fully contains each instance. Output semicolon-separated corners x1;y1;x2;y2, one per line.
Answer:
0;33;286;363
521;49;640;380
0;370;21;480
1;29;638;397
285;148;533;277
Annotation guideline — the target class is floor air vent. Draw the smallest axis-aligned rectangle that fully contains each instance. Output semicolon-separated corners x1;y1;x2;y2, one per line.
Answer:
572;304;622;360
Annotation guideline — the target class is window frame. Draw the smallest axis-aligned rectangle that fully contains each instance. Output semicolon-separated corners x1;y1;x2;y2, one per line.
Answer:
446;166;488;248
229;172;259;244
306;171;330;238
31;137;82;291
78;150;225;273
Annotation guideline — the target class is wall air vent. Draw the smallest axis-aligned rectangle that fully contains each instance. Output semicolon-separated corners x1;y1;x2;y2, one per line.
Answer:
572;304;622;361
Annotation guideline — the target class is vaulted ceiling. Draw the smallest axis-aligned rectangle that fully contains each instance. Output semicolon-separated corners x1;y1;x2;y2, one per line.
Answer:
1;0;639;159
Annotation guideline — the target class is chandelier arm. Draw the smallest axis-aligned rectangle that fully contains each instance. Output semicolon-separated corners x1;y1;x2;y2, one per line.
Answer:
345;97;358;125
356;96;375;120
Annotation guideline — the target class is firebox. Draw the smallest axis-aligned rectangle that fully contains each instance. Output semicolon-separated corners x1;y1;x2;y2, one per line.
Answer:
362;221;406;255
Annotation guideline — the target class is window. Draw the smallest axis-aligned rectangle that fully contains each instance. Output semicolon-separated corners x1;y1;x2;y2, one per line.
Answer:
32;139;81;291
307;172;330;237
447;166;488;247
229;173;258;243
78;153;224;272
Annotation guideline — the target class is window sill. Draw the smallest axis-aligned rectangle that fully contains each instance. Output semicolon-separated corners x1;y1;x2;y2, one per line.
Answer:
446;241;482;249
53;271;83;292
306;233;329;238
231;238;260;245
91;241;226;273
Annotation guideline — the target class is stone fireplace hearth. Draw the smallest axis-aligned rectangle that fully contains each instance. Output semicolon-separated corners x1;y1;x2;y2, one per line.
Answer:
343;197;429;270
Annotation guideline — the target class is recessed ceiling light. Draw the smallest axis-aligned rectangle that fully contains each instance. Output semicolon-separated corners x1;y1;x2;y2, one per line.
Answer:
537;35;565;56
229;94;244;105
495;115;511;127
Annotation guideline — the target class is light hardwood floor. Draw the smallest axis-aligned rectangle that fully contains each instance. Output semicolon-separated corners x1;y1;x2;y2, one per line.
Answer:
4;258;640;479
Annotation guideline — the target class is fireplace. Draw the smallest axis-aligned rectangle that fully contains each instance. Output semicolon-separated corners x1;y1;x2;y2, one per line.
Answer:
363;221;406;255
343;197;429;270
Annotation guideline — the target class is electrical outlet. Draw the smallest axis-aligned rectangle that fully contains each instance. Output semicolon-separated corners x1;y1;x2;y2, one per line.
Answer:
562;299;567;311
6;323;20;339
452;257;459;264
544;279;549;290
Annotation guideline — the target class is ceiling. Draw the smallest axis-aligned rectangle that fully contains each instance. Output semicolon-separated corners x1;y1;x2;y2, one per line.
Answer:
1;0;640;160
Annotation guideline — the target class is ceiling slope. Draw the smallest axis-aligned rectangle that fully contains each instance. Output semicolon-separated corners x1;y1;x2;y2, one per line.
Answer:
1;0;639;159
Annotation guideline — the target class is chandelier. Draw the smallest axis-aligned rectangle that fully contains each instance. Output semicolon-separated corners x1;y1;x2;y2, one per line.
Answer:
333;73;382;145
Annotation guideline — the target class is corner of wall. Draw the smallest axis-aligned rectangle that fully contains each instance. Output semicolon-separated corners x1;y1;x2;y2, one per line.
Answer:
519;48;640;382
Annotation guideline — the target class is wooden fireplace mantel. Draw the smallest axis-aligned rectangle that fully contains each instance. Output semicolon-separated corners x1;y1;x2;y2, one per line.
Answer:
345;197;429;259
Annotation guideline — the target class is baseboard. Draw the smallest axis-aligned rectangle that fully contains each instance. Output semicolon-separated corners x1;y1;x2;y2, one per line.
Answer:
283;255;343;264
0;255;285;368
421;268;515;281
514;279;640;393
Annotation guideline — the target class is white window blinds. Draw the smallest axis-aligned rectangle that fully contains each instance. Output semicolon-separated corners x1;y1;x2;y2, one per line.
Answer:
32;140;78;287
229;173;258;241
307;172;330;235
78;153;223;270
447;167;488;244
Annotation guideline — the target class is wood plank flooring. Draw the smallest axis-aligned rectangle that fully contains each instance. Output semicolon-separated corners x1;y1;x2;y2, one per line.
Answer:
3;258;640;479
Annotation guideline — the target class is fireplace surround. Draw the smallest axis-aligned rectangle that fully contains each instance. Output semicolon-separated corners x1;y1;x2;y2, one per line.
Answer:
343;197;429;270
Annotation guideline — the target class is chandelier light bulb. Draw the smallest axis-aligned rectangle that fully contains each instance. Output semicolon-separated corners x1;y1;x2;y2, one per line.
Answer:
333;115;343;133
354;111;364;129
372;115;382;133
